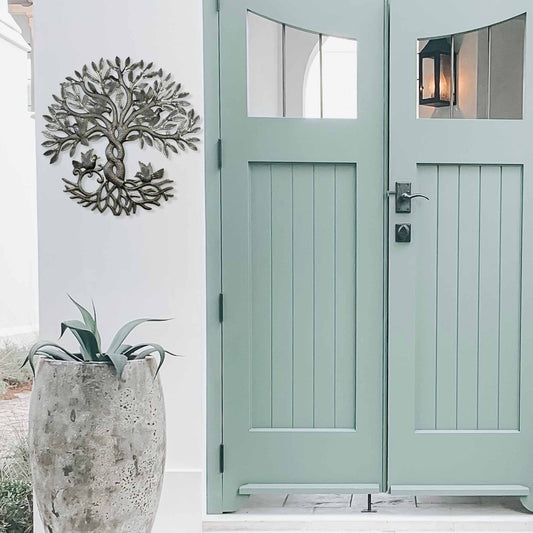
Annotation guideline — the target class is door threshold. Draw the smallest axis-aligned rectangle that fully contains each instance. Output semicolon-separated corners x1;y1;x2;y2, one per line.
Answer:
239;483;380;495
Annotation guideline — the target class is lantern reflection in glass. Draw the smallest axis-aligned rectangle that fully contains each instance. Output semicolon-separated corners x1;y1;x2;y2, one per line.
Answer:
419;38;455;107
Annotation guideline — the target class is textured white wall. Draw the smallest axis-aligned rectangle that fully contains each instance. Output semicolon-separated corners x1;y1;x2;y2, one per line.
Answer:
0;5;37;341
33;1;205;531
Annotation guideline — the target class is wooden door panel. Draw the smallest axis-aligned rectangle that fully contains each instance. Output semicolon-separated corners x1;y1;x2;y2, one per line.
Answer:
413;164;522;432
249;162;357;431
389;0;533;503
220;0;384;510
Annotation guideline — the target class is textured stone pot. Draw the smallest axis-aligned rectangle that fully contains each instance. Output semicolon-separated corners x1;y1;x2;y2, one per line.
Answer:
29;357;166;533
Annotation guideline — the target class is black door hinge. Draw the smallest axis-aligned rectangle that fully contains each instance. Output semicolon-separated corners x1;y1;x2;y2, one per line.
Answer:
216;0;220;12
217;139;222;169
218;293;224;323
219;444;225;473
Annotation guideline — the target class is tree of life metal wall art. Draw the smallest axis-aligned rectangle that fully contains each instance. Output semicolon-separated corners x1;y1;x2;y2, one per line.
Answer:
42;57;201;216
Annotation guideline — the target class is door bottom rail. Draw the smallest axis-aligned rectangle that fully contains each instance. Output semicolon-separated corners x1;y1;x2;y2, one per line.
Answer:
389;484;529;497
239;483;381;495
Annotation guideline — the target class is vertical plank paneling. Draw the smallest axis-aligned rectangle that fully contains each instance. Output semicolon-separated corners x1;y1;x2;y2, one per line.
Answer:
415;165;438;429
250;162;357;430
498;166;522;430
456;165;481;429
334;164;357;429
271;163;293;428
314;164;336;428
435;165;459;429
292;164;315;428
415;164;522;431
250;164;272;428
477;165;501;429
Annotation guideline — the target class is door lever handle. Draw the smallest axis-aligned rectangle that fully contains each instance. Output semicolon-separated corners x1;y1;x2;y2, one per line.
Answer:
399;192;429;201
389;182;429;213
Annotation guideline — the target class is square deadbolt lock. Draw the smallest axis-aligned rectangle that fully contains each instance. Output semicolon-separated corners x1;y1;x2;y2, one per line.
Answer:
395;223;411;243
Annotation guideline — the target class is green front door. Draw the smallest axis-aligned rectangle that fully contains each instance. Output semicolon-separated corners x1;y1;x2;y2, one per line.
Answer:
219;0;385;511
213;0;533;513
388;0;533;503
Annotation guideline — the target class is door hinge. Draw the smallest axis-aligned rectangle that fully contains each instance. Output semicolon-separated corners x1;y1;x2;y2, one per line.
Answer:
219;444;225;473
216;0;221;12
217;138;222;169
218;293;224;323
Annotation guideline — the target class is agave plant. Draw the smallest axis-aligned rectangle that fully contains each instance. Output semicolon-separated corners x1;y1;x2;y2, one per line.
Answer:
23;296;176;379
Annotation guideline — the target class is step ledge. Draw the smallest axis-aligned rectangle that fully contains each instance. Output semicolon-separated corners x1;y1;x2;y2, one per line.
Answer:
204;516;533;532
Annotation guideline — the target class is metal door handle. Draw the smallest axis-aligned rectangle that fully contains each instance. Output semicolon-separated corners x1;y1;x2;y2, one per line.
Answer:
389;182;429;213
399;192;429;201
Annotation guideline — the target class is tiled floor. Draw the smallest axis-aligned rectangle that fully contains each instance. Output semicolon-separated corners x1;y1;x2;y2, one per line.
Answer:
204;493;533;532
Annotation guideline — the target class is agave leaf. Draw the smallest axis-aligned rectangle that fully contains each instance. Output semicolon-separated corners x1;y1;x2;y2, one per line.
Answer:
35;346;83;361
127;343;180;377
67;295;102;351
122;343;151;357
105;352;128;379
22;341;79;375
60;320;100;361
59;320;90;360
107;318;170;354
116;344;133;355
91;300;102;350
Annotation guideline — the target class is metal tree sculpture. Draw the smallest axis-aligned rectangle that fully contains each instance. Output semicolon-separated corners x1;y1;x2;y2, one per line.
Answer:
42;57;200;215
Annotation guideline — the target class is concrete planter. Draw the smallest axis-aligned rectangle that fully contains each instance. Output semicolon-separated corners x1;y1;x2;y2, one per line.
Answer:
29;357;166;533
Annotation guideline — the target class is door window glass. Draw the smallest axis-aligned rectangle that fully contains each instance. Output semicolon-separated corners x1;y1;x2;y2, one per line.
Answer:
247;12;283;117
247;12;357;118
417;14;525;119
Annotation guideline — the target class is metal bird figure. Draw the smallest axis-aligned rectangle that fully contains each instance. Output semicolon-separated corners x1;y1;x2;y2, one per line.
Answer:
135;161;164;183
72;149;98;173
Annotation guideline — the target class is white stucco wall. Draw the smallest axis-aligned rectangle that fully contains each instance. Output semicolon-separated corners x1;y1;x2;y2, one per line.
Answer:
33;1;205;531
0;5;38;341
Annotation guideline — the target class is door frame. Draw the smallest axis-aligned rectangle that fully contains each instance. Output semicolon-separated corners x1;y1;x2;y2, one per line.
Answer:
203;0;391;514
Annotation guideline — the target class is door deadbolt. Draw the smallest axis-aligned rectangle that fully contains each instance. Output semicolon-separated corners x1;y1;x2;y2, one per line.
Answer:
395;223;411;243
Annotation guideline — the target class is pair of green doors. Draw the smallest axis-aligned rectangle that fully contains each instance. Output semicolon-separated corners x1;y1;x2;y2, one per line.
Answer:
210;0;533;513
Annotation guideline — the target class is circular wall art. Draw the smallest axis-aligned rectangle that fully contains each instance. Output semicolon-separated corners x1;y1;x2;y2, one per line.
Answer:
42;57;201;216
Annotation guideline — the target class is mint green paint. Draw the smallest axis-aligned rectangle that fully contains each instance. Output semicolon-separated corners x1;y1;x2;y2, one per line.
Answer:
218;0;384;512
388;0;533;512
390;485;530;497
205;0;533;514
249;162;357;430
240;483;380;495
203;0;223;514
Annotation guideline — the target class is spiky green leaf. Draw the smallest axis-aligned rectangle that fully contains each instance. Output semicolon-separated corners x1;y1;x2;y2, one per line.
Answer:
60;320;100;361
23;341;80;374
107;318;169;354
106;352;128;379
66;295;102;351
127;343;180;377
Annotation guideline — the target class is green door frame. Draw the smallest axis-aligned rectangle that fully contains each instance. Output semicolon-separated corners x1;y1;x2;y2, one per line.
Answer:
203;0;391;514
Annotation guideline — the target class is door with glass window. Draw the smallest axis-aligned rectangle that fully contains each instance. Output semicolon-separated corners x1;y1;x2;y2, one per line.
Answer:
213;0;533;514
219;0;384;511
388;0;533;505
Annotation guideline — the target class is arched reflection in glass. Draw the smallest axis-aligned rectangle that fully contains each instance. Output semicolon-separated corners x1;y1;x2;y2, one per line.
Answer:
304;36;358;118
418;14;526;119
247;11;357;119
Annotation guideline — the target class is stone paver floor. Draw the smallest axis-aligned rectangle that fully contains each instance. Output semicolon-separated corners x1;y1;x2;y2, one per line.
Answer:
204;493;533;531
0;390;30;457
